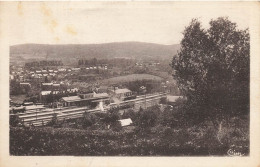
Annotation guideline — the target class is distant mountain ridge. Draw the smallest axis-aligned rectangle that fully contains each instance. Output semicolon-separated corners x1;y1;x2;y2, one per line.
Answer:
10;42;180;61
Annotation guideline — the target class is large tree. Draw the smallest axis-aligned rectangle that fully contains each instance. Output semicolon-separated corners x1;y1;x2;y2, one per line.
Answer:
171;17;249;127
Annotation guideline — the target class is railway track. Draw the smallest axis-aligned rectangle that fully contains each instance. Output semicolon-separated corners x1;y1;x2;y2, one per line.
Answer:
12;92;166;127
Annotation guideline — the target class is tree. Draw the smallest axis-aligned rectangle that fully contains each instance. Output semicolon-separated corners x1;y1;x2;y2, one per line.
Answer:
103;108;120;125
136;105;160;128
171;17;249;129
82;112;97;128
159;97;167;104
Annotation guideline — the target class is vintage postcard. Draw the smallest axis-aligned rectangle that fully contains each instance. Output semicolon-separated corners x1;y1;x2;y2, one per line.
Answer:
0;1;259;167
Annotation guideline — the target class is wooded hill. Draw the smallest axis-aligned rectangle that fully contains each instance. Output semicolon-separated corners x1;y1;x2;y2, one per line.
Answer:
10;42;180;62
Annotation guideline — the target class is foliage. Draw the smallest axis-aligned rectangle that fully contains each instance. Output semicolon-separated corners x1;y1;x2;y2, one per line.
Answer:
171;17;249;126
159;97;167;104
25;60;63;68
10;80;30;95
46;113;58;126
82;112;98;128
10;116;249;156
124;79;161;94
136;105;160;128
103;108;120;125
122;109;138;121
10;115;21;127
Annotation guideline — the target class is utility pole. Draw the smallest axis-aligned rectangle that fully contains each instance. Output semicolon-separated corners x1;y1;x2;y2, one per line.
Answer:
144;88;147;109
145;92;146;109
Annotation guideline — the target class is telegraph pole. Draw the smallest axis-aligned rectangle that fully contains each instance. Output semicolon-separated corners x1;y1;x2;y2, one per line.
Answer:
144;88;147;109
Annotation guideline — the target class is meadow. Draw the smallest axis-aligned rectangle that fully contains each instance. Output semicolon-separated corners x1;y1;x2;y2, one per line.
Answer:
101;74;163;85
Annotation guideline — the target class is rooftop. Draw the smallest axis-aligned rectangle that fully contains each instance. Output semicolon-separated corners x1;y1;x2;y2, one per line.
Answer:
118;118;133;127
166;95;183;103
94;92;109;98
42;83;53;86
41;91;52;96
61;96;82;102
114;88;132;94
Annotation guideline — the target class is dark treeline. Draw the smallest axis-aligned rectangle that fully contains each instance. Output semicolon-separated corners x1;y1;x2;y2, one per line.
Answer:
25;60;63;68
78;58;136;68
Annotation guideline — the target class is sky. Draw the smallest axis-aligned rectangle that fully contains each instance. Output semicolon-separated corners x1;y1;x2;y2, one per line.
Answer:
4;2;251;46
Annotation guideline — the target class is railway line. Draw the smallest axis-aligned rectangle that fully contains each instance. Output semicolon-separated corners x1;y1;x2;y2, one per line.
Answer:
11;92;166;127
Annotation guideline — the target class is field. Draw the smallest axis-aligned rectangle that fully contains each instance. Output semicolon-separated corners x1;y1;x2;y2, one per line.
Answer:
101;74;163;85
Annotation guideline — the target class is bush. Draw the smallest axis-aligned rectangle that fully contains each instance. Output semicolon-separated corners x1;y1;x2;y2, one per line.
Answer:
10;115;21;127
136;106;160;128
121;109;138;121
46;113;58;126
103;108;120;125
159;97;167;104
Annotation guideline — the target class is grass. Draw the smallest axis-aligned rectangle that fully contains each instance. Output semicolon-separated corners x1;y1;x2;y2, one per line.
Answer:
102;74;163;85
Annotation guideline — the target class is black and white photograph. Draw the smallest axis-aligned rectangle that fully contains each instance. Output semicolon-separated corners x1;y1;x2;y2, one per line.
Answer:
0;1;260;167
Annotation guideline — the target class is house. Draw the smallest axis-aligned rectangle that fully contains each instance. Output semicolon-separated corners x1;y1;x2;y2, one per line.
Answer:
41;83;53;90
20;82;31;87
58;68;66;72
72;68;80;71
111;88;133;100
166;95;183;105
118;118;133;127
53;84;61;90
67;88;79;93
40;91;52;96
39;91;52;103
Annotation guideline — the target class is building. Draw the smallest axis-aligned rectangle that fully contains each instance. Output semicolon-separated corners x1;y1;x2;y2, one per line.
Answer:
166;95;183;105
20;82;31;87
60;92;110;108
19;82;31;92
41;83;53;90
110;88;133;101
39;91;52;103
118;118;133;127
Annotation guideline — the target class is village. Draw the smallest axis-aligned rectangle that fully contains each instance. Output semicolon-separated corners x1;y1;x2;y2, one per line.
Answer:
9;59;182;128
5;1;252;158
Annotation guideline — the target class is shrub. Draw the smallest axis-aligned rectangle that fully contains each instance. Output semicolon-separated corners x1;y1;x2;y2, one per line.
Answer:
46;113;58;126
136;107;159;128
10;115;21;127
121;109;138;121
159;97;167;104
103;108;120;125
82;112;97;128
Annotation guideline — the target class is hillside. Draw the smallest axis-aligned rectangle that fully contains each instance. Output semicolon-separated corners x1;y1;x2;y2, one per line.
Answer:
102;74;163;85
10;42;180;63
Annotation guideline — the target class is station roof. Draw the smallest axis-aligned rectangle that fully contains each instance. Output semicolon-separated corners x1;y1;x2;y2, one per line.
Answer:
61;96;81;102
61;92;109;103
